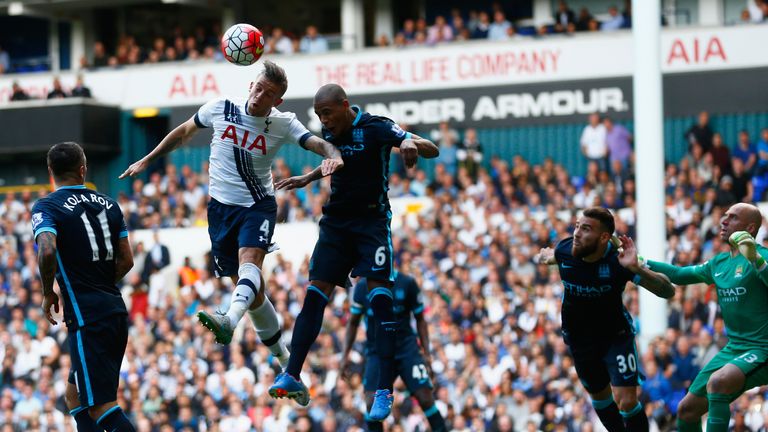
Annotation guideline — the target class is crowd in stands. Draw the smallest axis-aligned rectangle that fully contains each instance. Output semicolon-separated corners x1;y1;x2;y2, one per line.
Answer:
1;114;768;432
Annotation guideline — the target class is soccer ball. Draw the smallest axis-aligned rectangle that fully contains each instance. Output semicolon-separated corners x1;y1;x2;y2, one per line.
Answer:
221;23;265;66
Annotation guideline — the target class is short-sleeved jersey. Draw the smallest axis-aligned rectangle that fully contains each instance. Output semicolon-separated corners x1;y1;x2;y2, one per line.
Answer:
350;273;425;355
31;186;129;329
321;106;410;217
195;97;312;207
684;247;768;348
554;237;639;342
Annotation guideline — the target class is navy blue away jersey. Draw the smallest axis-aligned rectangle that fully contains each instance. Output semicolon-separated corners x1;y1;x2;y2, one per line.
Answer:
321;106;410;217
351;273;425;355
31;186;128;329
554;237;640;341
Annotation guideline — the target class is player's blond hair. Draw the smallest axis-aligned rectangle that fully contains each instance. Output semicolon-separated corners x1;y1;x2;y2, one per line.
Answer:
260;60;288;97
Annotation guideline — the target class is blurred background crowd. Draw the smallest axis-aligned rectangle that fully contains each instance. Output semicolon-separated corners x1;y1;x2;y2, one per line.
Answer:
0;113;767;432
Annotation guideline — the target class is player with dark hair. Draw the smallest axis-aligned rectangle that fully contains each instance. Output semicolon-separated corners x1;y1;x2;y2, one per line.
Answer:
341;272;446;432
120;61;343;369
535;206;675;432
33;142;136;432
268;83;438;421
644;203;768;432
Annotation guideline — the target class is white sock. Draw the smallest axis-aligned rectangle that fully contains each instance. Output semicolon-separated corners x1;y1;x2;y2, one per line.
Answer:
248;297;289;369
225;263;261;326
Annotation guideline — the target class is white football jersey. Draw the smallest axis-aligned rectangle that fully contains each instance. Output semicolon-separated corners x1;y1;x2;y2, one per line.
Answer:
195;97;312;207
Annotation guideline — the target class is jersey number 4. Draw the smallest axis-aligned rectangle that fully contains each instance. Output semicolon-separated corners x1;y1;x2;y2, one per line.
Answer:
80;210;114;261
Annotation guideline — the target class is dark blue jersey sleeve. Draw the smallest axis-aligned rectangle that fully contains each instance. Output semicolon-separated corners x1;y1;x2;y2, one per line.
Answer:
372;118;411;148
31;200;57;239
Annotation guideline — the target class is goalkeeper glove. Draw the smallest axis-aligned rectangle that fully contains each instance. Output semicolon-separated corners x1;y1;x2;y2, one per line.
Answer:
729;231;766;269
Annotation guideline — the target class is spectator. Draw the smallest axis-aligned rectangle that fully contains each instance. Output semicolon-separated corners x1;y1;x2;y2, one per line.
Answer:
603;116;632;171
553;1;576;33
710;132;732;175
601;5;626;31
575;7;594;31
733;129;757;174
0;45;9;74
92;41;109;68
758;127;768;175
376;34;391;47
488;11;512;41
472;11;491;39
671;336;699;389
141;230;170;284
580;113;608;173
299;25;329;54
685;110;714;153
9;82;29;101
431;121;460;176
730;158;751;201
70;74;92;98
458;128;483;180
46;77;67;99
641;360;673;408
427;15;454;44
748;0;766;22
267;27;295;55
401;18;416;41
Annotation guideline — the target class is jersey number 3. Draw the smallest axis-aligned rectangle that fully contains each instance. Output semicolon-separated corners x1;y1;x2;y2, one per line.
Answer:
80;210;114;261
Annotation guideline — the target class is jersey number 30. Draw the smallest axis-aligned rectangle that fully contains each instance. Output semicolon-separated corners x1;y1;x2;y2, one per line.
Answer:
80;210;113;261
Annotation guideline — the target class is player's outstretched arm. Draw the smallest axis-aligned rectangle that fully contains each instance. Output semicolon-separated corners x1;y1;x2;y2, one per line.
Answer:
274;166;323;191
301;136;344;176
119;117;200;179
618;235;675;299
114;237;134;283
36;232;60;325
414;311;435;380
533;247;557;265
339;310;363;382
400;134;438;168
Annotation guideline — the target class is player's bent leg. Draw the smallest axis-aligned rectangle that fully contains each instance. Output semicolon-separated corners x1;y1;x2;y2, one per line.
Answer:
240;253;290;369
414;388;447;432
66;381;99;432
588;386;625;432
89;401;135;432
614;386;648;432
366;279;396;422
676;392;708;431
269;280;334;406
706;364;745;432
364;391;384;432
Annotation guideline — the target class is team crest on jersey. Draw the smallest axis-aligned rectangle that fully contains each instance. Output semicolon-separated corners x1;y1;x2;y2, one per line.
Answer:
395;289;405;300
598;264;610;279
31;212;44;230
736;265;743;278
352;128;364;143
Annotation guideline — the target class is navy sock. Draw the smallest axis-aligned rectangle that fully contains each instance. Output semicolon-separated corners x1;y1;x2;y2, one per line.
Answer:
366;418;384;431
286;286;329;379
424;404;447;432
71;407;99;432
592;397;626;432
96;406;135;432
621;402;648;432
369;287;396;391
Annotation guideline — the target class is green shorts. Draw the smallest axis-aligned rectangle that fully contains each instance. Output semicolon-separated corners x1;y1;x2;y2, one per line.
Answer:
689;343;768;401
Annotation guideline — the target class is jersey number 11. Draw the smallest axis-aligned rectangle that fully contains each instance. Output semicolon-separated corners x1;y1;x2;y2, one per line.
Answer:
80;210;114;261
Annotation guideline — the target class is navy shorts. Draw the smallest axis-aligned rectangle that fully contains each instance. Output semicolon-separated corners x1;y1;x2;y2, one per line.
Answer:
308;213;394;287
67;315;128;407
208;197;276;277
364;347;433;392
566;331;644;393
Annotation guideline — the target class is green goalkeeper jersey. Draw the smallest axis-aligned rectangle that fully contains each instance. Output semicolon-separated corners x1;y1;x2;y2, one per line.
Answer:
648;245;768;348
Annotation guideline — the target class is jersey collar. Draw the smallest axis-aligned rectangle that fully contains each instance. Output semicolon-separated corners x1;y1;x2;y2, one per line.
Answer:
602;241;613;258
351;105;363;127
56;185;87;191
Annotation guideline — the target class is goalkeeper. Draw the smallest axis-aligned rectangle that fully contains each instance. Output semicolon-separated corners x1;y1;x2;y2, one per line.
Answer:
644;203;768;432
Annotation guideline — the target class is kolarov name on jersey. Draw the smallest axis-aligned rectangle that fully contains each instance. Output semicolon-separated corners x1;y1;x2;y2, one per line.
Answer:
56;192;115;212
